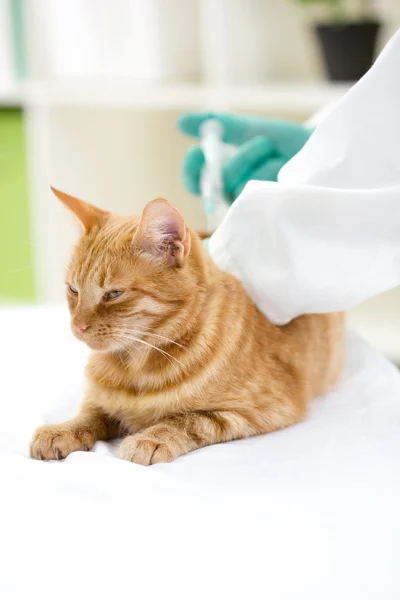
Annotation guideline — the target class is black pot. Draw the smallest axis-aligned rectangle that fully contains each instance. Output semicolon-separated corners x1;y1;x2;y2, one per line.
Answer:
316;21;381;82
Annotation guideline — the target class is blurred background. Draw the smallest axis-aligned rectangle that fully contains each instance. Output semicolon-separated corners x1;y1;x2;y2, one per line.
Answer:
1;0;400;361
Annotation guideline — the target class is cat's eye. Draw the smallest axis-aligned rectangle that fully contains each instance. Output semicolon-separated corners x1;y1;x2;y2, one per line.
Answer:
68;285;78;295
103;290;124;301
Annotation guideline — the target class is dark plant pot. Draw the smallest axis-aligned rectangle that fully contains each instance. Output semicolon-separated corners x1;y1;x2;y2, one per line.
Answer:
316;21;381;82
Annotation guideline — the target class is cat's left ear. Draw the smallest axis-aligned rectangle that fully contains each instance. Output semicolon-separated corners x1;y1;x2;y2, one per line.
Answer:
134;198;191;267
50;186;109;231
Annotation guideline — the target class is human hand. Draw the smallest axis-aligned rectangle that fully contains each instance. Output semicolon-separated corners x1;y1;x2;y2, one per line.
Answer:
178;112;312;202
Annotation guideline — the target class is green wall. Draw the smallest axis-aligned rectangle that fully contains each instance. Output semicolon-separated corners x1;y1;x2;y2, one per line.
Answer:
0;108;34;300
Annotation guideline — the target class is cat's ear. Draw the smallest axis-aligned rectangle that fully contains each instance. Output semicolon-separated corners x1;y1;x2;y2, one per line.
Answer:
50;186;109;231
134;198;191;267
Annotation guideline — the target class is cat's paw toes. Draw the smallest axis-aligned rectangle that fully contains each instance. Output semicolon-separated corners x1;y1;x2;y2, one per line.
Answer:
118;435;175;466
30;424;95;460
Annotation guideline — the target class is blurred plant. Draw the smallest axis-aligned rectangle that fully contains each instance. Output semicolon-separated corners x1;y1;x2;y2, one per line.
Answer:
295;0;375;23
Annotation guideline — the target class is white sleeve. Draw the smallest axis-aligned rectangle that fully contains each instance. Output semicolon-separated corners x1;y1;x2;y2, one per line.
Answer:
210;30;400;325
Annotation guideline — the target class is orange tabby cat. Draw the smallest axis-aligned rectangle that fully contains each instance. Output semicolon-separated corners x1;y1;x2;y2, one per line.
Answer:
30;187;344;465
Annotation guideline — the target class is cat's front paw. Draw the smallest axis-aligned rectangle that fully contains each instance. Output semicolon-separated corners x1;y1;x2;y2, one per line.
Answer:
30;424;95;460
118;434;176;466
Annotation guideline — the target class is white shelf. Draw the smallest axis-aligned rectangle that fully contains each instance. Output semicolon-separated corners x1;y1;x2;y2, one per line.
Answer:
21;80;351;113
0;81;24;106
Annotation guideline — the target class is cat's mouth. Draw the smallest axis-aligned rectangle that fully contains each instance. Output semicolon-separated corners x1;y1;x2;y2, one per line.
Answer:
72;329;113;352
85;339;111;351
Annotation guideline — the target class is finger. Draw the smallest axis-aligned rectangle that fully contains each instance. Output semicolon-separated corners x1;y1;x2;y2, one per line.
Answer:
231;156;288;200
177;113;250;145
182;146;205;195
178;113;312;153
223;137;275;202
244;118;312;157
251;156;288;182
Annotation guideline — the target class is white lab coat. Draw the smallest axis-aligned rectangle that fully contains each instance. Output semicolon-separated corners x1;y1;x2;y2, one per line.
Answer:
210;30;400;325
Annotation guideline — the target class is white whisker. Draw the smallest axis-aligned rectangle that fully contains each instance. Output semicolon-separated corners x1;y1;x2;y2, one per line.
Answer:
120;316;190;352
122;345;140;368
113;330;185;369
129;328;190;352
109;336;141;368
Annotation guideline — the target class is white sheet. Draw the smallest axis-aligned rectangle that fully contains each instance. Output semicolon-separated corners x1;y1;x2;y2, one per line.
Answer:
1;305;400;600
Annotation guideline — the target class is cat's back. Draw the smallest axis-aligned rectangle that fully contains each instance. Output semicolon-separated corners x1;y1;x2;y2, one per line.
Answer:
212;266;345;398
281;311;345;395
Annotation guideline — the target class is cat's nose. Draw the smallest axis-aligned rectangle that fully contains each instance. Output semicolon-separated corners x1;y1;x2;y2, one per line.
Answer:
73;321;90;335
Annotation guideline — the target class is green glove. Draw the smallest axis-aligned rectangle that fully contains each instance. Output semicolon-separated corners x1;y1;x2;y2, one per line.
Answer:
178;113;313;203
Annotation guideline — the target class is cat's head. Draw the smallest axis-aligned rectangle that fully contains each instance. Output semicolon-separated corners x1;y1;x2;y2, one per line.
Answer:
52;187;206;352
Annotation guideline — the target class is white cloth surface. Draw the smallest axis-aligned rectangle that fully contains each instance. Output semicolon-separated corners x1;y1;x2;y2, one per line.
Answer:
1;305;400;599
210;30;400;325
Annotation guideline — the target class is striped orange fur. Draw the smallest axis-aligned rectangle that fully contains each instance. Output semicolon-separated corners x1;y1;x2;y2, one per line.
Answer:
30;188;344;465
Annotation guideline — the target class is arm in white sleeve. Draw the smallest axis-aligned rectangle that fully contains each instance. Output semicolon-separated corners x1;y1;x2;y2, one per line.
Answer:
210;30;400;325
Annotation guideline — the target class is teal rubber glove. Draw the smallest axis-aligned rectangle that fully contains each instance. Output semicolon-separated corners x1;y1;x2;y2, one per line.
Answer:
178;113;313;203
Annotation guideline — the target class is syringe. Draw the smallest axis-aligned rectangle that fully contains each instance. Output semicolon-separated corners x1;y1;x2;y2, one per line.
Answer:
199;119;230;232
